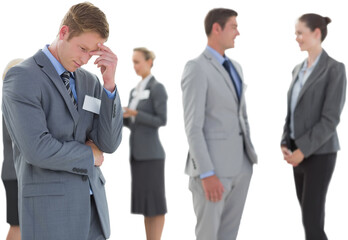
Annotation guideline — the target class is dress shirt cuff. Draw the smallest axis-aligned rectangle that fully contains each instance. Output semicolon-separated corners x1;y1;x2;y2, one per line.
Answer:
103;88;116;99
200;170;215;179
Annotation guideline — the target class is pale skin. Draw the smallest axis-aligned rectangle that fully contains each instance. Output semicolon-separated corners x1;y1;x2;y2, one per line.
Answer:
123;50;165;240
201;16;240;203
49;25;118;165
122;50;153;118
281;20;323;167
6;225;20;240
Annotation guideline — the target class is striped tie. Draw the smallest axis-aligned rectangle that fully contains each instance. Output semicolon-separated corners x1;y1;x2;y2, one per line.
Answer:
60;71;78;110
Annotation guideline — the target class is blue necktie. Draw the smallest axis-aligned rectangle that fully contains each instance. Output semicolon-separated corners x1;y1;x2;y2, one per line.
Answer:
222;59;241;100
60;71;78;110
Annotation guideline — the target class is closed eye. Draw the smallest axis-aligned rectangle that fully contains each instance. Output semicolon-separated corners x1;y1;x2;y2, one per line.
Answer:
80;47;87;53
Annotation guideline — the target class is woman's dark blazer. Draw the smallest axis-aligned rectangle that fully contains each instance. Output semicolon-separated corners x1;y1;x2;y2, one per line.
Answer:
124;76;168;160
1;117;16;182
281;50;346;157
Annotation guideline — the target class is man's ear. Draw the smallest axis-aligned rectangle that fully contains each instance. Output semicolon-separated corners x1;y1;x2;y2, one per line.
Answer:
59;25;70;40
212;22;222;35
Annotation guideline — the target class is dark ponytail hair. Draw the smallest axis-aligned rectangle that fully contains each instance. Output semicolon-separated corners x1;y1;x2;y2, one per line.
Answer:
299;13;331;42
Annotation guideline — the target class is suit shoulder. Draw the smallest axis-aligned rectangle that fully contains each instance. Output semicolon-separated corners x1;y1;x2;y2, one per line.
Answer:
326;55;345;69
3;57;42;88
151;78;165;89
183;55;207;74
150;79;167;98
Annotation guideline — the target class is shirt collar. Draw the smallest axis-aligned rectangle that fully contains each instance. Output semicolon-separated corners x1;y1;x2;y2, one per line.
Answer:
139;74;153;88
42;44;74;77
206;46;226;65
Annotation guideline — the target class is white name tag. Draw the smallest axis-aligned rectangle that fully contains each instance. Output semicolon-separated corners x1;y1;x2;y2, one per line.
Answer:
82;95;101;114
138;90;150;100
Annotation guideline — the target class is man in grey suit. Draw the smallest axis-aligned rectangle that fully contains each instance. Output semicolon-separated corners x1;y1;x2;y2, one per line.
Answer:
2;3;122;240
181;8;257;240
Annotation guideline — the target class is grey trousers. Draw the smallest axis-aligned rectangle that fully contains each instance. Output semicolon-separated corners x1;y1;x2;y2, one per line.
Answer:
88;196;106;240
189;158;253;240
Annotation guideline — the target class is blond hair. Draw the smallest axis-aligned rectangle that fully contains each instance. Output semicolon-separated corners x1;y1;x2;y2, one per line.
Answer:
60;2;109;40
133;47;156;67
2;58;24;81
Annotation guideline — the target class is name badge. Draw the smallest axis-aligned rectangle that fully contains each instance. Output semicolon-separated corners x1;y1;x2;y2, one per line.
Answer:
82;95;101;114
138;90;150;100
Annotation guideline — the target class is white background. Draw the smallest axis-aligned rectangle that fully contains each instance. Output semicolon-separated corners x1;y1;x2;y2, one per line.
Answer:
1;0;348;239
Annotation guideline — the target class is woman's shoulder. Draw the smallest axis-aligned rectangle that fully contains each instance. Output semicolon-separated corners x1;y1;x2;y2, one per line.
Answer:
149;76;165;89
148;77;167;97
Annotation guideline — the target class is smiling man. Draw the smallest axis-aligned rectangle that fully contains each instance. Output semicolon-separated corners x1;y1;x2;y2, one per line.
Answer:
2;2;122;240
181;8;258;240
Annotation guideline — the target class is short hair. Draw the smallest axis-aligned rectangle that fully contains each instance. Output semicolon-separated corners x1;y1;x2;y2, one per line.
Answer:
204;8;238;36
2;58;24;81
60;2;109;41
133;47;156;67
299;13;331;42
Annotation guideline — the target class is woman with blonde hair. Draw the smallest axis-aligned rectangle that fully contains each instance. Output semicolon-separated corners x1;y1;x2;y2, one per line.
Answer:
123;47;168;240
2;58;23;240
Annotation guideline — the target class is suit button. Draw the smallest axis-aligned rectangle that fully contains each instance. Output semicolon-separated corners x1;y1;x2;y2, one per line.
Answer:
82;175;88;181
239;132;243;136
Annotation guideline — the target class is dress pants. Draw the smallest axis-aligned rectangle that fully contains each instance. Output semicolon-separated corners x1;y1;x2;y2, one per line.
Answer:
189;157;253;240
88;196;106;240
291;139;336;240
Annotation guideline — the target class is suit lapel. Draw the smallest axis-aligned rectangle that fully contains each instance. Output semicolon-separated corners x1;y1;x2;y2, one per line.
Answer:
203;50;239;102
144;76;155;90
33;50;79;126
75;69;89;118
296;50;328;105
136;77;155;110
230;58;245;103
287;63;302;106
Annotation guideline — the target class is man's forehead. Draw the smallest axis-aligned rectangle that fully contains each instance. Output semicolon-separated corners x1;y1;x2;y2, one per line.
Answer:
72;32;106;50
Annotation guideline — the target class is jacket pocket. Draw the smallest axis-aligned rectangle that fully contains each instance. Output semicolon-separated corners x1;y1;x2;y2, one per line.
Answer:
99;173;106;185
22;182;65;197
204;131;228;139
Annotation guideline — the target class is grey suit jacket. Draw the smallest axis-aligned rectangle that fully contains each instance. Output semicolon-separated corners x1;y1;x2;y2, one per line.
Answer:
2;50;123;240
281;50;346;157
181;49;257;178
124;77;167;160
1;117;16;181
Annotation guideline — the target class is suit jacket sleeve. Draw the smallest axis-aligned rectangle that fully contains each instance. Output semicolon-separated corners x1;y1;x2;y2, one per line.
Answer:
181;60;214;174
281;64;303;147
1;116;16;181
280;117;289;147
88;86;123;153
2;67;121;175
135;83;167;128
296;62;347;157
123;89;134;129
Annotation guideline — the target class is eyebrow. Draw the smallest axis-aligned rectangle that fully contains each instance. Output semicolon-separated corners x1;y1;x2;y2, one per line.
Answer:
81;45;100;52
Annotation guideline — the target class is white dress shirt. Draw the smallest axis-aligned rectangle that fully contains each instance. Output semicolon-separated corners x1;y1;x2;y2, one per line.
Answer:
290;52;322;139
129;74;152;122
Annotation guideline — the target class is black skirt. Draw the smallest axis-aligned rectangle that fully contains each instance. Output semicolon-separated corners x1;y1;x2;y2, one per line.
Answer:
130;156;167;217
3;179;19;225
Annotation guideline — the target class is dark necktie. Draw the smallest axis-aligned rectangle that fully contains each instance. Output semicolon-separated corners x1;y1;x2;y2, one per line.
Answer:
222;59;241;100
60;71;78;110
